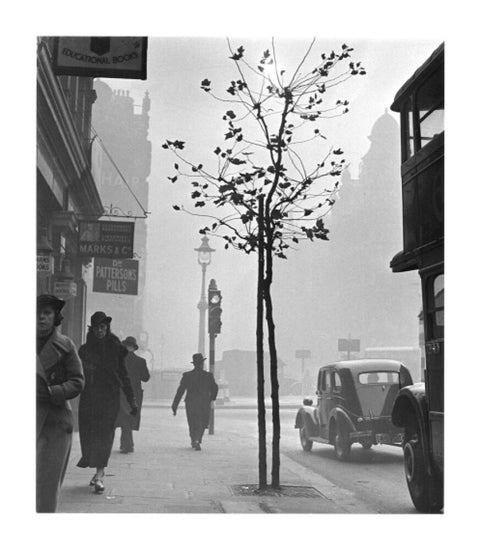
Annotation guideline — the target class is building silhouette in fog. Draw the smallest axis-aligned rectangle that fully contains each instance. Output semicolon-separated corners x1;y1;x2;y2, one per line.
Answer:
274;109;421;380
87;82;152;341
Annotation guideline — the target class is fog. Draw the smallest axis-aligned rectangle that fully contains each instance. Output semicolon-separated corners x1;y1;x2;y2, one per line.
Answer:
96;37;439;383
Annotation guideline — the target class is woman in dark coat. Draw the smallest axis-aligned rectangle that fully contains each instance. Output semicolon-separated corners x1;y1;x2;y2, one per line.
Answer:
115;336;150;453
77;311;138;493
37;294;84;513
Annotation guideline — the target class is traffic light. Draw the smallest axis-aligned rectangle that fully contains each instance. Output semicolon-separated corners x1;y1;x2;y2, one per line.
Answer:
208;288;222;335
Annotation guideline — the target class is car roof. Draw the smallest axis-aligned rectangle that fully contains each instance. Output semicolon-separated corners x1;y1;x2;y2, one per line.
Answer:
320;359;404;372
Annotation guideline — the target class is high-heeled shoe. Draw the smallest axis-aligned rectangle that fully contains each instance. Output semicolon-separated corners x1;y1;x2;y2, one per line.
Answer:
94;479;105;493
89;475;97;487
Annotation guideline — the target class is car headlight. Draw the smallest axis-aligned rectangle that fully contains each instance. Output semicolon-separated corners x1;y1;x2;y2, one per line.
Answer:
357;417;364;423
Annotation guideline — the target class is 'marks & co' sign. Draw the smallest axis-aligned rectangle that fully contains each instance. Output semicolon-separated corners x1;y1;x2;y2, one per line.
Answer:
78;221;134;259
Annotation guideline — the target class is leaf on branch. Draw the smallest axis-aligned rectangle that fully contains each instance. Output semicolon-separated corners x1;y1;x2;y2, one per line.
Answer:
168;176;178;183
229;157;246;165
304;209;313;216
229;46;245;61
195;201;206;207
174;163;179;170
201;79;211;92
333;149;344;155
191;190;201;199
214;147;222;155
172;205;180;211
225;110;236;119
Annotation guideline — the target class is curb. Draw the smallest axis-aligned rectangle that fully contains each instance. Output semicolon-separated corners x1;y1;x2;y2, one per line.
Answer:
143;402;300;410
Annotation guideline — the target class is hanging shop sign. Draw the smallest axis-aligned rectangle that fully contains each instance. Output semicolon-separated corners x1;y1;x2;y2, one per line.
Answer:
37;255;54;277
78;221;134;259
93;258;139;295
52;37;148;80
53;281;77;300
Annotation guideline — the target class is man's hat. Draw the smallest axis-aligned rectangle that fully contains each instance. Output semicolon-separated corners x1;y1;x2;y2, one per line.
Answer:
90;311;112;326
122;336;139;350
191;353;206;364
37;294;65;311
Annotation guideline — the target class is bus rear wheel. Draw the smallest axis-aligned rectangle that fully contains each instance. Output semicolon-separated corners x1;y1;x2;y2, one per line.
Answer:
403;421;443;512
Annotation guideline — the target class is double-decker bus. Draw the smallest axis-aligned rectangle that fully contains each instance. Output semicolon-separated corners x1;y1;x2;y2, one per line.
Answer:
389;43;444;512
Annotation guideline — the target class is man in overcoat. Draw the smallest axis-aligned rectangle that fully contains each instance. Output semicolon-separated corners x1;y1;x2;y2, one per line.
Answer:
171;353;218;451
37;294;84;512
115;336;150;453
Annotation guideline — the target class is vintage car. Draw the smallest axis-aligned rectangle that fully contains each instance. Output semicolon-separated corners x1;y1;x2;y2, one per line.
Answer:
294;360;413;460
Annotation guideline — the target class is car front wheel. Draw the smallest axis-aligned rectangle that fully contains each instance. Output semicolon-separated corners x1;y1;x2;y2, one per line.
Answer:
299;426;313;451
333;423;351;460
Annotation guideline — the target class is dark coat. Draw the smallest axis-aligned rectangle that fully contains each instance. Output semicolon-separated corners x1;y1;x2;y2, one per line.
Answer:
77;333;136;469
115;351;150;431
172;368;218;429
37;328;84;512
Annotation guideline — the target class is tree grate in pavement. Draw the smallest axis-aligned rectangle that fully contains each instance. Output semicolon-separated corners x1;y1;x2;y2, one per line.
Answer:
229;484;326;498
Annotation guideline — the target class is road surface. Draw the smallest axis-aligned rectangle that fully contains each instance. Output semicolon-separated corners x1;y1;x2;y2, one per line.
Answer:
214;407;415;513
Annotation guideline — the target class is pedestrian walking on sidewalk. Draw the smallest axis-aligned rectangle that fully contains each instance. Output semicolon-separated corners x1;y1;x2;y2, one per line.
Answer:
171;353;218;451
115;336;150;453
37;294;84;513
77;312;138;493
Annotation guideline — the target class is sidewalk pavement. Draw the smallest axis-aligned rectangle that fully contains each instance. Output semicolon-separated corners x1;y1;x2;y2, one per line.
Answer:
58;407;375;513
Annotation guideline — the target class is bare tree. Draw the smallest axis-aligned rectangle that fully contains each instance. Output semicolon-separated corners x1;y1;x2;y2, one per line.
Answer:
163;38;365;489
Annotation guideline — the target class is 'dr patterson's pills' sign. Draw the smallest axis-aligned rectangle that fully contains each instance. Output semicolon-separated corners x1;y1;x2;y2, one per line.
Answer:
78;221;134;259
93;258;139;295
52;37;148;80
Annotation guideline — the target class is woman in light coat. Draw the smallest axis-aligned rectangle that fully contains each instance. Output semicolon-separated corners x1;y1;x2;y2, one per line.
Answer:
37;294;84;513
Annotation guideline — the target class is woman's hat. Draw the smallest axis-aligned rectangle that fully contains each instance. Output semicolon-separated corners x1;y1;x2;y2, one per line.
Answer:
191;353;207;364
37;294;65;311
90;311;112;326
122;336;139;350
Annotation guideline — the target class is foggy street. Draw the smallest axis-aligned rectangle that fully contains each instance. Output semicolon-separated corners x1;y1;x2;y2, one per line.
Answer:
58;405;414;513
33;30;446;521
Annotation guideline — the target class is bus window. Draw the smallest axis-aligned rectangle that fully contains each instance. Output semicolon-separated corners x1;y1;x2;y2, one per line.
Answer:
402;97;415;161
417;67;444;147
426;273;444;339
434;274;444;329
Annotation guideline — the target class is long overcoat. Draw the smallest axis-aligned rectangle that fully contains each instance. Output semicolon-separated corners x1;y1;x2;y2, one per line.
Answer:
37;329;84;513
115;351;150;431
77;334;135;469
172;368;219;430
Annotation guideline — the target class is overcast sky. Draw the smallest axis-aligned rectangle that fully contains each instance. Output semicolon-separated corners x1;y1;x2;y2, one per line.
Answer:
98;37;440;370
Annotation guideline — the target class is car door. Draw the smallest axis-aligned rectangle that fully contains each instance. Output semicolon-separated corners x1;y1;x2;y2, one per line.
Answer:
318;368;333;438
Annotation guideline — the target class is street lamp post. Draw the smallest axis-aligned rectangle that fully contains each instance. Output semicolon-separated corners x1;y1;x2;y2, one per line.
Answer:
195;236;215;356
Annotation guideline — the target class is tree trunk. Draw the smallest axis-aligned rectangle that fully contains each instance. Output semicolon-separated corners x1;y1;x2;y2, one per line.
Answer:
264;232;281;489
256;196;267;489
